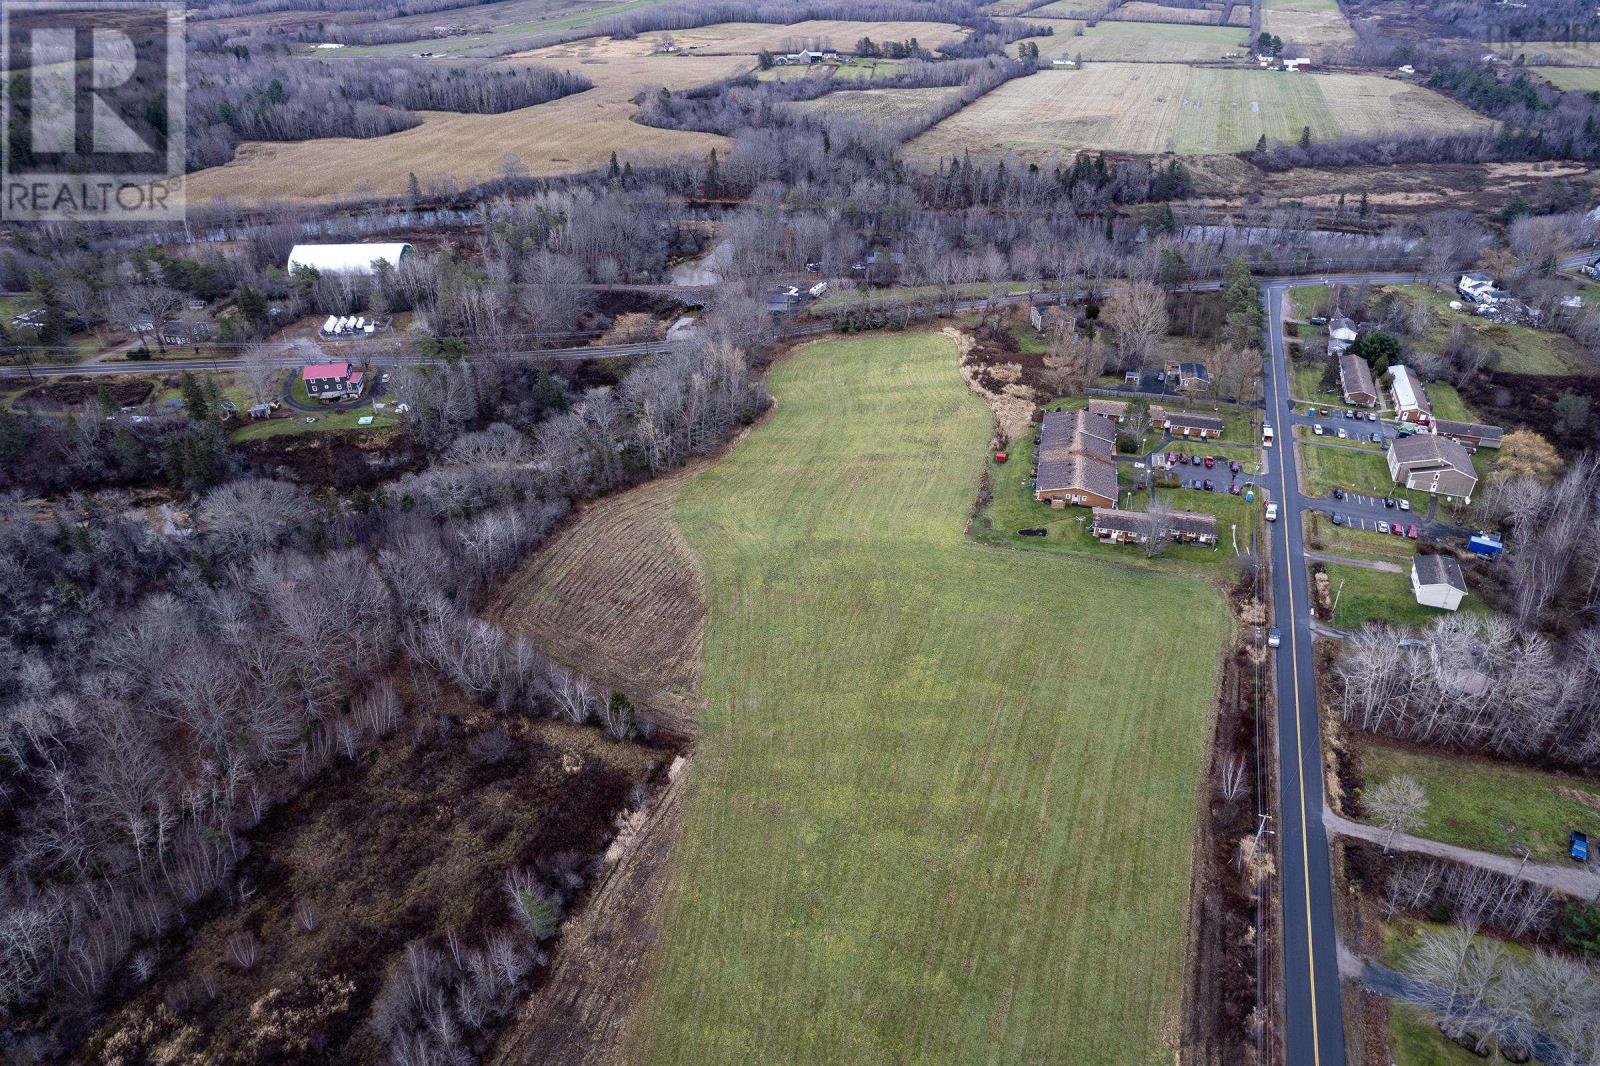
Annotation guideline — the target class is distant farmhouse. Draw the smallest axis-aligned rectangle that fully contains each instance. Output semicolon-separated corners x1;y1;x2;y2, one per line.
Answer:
1035;409;1119;508
1412;554;1468;611
1149;405;1223;439
286;243;414;276
1091;507;1218;546
1388;433;1478;503
1388;365;1431;426
302;362;367;402
1337;353;1378;407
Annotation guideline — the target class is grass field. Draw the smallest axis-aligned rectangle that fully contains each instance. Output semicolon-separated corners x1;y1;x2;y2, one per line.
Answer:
638;332;1228;1063
1320;562;1465;630
1393;284;1597;377
1387;1001;1523;1066
229;408;399;441
1259;0;1356;46
1359;742;1600;864
332;0;665;57
1026;0;1105;17
1105;2;1227;25
1014;21;1248;63
1299;442;1430;509
906;66;1487;161
1534;66;1600;92
186;51;746;202
1304;512;1418;563
1495;42;1600;66
788;86;964;128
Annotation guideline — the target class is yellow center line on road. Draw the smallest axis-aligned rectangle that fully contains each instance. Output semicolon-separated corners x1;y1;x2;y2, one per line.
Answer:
1270;287;1323;1066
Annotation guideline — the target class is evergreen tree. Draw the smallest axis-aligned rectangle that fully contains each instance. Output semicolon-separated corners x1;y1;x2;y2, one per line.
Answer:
1298;125;1312;149
703;148;719;199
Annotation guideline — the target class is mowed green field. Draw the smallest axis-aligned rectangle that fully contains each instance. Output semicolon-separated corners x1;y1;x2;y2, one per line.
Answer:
1015;21;1248;63
640;332;1229;1064
1536;66;1600;92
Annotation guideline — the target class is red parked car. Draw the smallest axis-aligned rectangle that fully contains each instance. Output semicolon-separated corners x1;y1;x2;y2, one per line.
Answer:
1406;524;1420;539
1392;523;1406;537
1203;455;1216;469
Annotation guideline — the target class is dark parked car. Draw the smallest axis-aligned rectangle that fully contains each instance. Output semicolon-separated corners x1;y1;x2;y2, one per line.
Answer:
1309;315;1329;325
1019;527;1048;537
1178;453;1190;464
1267;627;1282;648
1370;433;1382;443
1331;513;1345;526
1230;461;1242;474
1203;479;1215;491
1332;488;1345;500
1191;479;1203;490
1203;456;1215;469
1229;483;1241;496
1573;830;1590;863
1384;497;1397;509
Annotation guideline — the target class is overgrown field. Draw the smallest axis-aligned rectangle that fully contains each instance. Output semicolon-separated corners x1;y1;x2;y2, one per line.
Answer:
906;65;1487;161
637;332;1229;1063
1014;21;1248;63
787;85;965;128
1259;0;1357;47
1498;42;1600;66
186;51;746;202
1536;63;1600;92
330;0;667;58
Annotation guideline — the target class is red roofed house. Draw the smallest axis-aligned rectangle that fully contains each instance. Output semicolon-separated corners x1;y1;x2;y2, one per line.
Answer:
302;362;365;402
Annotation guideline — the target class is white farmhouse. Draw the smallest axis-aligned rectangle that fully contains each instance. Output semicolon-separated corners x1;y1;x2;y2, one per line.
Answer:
286;243;414;276
1411;554;1468;611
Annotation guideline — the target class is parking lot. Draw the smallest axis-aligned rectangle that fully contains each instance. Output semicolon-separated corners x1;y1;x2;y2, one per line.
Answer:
1157;447;1253;497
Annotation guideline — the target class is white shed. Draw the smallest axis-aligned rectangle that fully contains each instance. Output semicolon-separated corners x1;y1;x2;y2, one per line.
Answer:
1411;554;1467;611
286;243;413;276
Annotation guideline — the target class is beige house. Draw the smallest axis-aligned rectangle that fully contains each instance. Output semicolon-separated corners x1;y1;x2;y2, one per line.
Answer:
1150;405;1224;439
1091;507;1218;546
1412;554;1468;611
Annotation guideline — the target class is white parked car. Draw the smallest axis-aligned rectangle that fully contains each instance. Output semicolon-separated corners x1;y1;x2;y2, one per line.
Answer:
1398;499;1411;512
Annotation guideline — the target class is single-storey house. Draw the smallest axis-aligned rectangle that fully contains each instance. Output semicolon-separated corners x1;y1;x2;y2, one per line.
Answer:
1388;365;1431;425
1091;507;1218;545
1387;433;1478;503
286;243;413;276
1035;409;1119;508
1149;405;1224;439
1087;398;1129;423
1327;315;1359;356
1431;419;1503;450
1338;352;1378;407
1411;554;1468;611
302;361;366;402
1456;272;1496;304
1164;360;1212;392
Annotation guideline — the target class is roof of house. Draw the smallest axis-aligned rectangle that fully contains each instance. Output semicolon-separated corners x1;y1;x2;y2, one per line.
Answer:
1338;352;1377;396
1413;553;1468;593
302;361;352;381
1150;405;1225;432
1093;507;1217;537
1389;365;1430;414
1459;272;1494;286
1432;419;1503;444
1390;432;1475;474
1037;410;1119;500
1087;398;1129;420
1329;315;1357;334
286;243;412;275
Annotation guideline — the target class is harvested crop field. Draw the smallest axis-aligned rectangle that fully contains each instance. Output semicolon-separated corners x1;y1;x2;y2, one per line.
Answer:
489;467;706;736
1106;1;1228;24
1536;66;1600;92
906;65;1488;161
1024;0;1105;17
325;0;660;58
634;331;1228;1063
1015;21;1246;62
787;85;964;128
185;53;746;203
1258;0;1356;45
640;19;968;54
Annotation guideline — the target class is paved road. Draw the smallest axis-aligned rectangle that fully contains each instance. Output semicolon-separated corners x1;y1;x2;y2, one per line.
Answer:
1324;809;1600;899
1262;281;1349;1066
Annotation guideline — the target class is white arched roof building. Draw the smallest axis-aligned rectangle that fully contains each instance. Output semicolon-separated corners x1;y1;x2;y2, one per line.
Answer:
286;242;413;276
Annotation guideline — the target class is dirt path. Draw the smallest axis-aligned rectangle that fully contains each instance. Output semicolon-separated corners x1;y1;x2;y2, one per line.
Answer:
1304;550;1404;574
1323;809;1600;898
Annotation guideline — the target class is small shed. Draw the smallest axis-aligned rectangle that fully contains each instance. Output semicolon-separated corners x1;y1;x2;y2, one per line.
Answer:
1412;554;1468;611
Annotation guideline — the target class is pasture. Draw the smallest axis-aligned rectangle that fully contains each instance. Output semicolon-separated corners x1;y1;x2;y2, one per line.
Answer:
1026;0;1107;18
1497;42;1600;66
636;332;1227;1064
1105;1;1227;25
788;86;964;128
1015;21;1248;63
185;52;746;202
1259;0;1357;46
331;0;666;58
1535;66;1600;92
906;65;1488;161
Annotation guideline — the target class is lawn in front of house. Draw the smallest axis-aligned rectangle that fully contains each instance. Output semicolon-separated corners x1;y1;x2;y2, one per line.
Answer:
1298;441;1430;510
644;331;1229;1064
1317;562;1469;630
229;408;399;442
1359;741;1600;864
1303;511;1418;563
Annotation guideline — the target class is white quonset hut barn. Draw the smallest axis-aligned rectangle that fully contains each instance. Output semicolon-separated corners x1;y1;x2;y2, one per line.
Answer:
286;243;413;276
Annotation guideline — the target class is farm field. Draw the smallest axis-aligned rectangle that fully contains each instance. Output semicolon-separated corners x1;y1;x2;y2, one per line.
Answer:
905;65;1487;161
1259;0;1357;47
185;52;747;202
1495;42;1600;66
1358;742;1600;864
1026;0;1105;18
1534;66;1600;92
643;20;966;54
638;332;1228;1063
1014;21;1247;63
1105;2;1228;25
329;0;661;57
787;86;964;129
